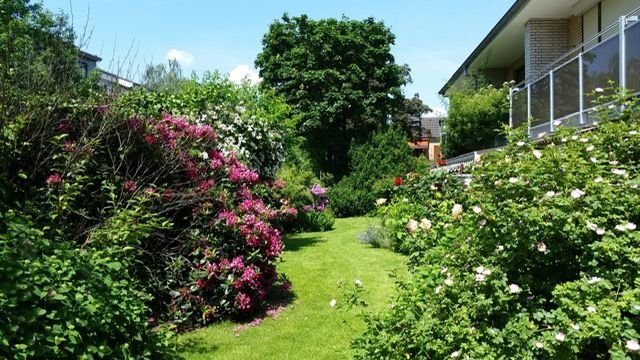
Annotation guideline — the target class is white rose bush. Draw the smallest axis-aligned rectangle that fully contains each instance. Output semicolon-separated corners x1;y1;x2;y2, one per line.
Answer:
355;96;640;359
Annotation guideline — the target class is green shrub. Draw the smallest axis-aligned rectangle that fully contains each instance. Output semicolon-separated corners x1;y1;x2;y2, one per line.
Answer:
355;96;640;358
378;171;465;255
443;83;510;158
296;210;335;232
330;126;421;217
0;208;174;359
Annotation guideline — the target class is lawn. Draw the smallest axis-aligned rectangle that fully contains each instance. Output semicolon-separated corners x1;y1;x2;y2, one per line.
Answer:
178;217;406;359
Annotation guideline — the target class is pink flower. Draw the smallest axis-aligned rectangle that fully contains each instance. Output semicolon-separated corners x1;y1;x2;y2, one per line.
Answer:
230;256;245;271
273;179;286;189
218;209;237;226
185;124;216;140
198;179;216;192
123;180;137;193
96;104;109;114
126;116;143;132
235;292;252;311
229;163;259;183
46;173;62;186
63;140;76;152
286;207;298;216
241;266;259;288
144;134;158;145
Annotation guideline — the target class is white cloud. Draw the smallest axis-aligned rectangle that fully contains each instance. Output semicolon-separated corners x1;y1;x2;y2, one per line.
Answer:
228;65;261;85
166;49;194;65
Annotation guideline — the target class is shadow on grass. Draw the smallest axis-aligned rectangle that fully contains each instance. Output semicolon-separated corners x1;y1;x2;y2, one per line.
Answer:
283;234;325;252
177;336;219;357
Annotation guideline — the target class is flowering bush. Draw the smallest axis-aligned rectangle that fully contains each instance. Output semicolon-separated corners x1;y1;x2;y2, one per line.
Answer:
355;97;640;358
120;112;294;325
116;74;291;177
8;90;296;332
376;171;465;256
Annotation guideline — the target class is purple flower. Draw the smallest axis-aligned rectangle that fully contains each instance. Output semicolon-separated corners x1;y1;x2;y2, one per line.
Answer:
310;184;328;197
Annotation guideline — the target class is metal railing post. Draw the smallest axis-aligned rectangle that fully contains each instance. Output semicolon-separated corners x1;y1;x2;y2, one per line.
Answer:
620;16;627;93
527;84;532;137
579;53;585;124
509;87;514;128
549;71;555;132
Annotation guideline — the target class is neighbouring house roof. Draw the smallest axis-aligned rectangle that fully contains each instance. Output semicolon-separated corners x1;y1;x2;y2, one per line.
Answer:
438;0;599;95
420;116;442;139
78;50;102;63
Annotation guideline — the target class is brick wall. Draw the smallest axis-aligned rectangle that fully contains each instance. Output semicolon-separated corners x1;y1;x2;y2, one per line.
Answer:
568;16;583;49
524;19;570;82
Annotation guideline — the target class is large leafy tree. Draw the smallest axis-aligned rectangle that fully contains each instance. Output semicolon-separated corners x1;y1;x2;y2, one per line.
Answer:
395;93;432;141
255;14;409;178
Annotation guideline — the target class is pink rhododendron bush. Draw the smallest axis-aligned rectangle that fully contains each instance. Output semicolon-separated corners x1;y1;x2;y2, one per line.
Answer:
5;84;297;334
355;96;640;358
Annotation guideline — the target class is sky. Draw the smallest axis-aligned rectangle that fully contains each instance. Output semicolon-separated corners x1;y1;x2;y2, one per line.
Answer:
44;0;514;115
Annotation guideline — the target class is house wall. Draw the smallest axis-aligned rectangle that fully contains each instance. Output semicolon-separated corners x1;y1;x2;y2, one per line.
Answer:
524;19;570;82
568;15;583;48
583;0;640;46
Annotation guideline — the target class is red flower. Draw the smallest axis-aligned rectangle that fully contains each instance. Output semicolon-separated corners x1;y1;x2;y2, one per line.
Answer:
438;159;447;166
123;180;137;193
46;173;62;186
395;177;404;186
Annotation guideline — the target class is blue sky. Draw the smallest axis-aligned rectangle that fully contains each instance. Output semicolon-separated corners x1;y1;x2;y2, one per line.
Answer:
44;0;513;114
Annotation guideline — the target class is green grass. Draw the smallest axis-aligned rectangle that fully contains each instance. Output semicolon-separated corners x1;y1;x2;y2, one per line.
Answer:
178;217;406;359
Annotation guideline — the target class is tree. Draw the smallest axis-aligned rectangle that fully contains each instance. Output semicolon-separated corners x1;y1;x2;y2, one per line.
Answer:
255;14;409;178
394;93;432;141
142;59;187;92
0;0;79;107
442;84;510;158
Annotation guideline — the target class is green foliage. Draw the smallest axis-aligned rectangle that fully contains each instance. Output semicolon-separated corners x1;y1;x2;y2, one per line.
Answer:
330;126;421;217
296;210;336;232
0;208;174;359
142;59;188;92
0;0;80;107
117;73;292;177
393;94;433;141
256;13;409;177
354;95;640;358
443;83;510;158
377;171;465;255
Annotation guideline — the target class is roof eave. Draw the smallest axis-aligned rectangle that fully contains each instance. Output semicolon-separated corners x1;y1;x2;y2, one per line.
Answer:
438;0;530;96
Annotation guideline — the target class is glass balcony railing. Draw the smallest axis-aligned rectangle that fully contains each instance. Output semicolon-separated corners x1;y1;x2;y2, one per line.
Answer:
510;7;640;138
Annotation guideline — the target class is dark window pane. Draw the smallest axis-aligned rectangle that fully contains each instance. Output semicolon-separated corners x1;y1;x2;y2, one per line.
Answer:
553;58;580;119
530;75;550;125
626;21;640;94
583;35;620;107
529;121;551;139
511;87;528;129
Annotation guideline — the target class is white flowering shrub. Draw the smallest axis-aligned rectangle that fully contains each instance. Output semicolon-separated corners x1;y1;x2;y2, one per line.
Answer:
201;105;285;177
355;96;640;358
116;74;291;178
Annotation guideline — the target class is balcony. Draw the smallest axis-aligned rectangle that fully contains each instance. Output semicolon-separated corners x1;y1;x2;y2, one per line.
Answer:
510;6;640;138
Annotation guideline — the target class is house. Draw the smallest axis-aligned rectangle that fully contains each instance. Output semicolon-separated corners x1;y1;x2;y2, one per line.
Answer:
439;0;640;138
78;50;140;91
408;115;443;161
